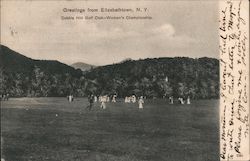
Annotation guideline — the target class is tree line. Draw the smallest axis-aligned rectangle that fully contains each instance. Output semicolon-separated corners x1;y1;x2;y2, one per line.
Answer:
0;45;219;99
84;57;219;99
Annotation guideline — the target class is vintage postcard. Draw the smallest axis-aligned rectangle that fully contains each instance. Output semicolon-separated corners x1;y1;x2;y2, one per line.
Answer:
0;0;249;161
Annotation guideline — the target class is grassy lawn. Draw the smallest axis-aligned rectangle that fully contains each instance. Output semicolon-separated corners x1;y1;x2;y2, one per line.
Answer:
1;98;219;161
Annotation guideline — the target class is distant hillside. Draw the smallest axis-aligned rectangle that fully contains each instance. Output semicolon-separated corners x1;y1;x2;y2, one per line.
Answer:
0;45;219;99
71;62;96;71
0;45;82;77
85;57;219;99
0;45;84;97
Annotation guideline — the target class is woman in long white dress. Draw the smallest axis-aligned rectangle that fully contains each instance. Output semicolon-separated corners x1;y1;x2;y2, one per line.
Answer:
100;96;106;109
132;95;136;103
112;95;117;102
187;96;191;104
138;96;144;109
68;95;73;102
94;96;97;102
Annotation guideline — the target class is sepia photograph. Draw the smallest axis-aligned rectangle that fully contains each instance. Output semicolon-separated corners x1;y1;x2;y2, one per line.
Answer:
0;0;248;161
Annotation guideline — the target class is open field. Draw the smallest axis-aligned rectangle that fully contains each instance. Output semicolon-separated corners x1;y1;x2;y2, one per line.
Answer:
1;98;219;161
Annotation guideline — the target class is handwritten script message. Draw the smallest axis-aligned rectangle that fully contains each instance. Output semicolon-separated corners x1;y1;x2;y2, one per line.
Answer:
219;0;249;161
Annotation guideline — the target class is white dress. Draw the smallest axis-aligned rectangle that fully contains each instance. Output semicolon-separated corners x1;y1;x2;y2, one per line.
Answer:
69;95;73;102
138;98;144;109
100;96;106;109
132;95;136;103
112;95;116;102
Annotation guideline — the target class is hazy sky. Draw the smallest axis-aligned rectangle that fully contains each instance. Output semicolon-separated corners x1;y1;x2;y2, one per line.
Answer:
1;0;219;65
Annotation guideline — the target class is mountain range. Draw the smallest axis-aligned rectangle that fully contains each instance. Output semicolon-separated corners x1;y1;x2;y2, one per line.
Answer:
0;45;82;77
0;44;219;98
71;62;96;71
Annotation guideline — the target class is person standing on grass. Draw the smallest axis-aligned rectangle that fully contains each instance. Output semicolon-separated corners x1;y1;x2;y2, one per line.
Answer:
100;96;106;109
187;96;191;104
87;94;94;110
132;95;136;103
138;96;144;109
68;94;73;102
112;94;117;102
125;96;129;103
106;95;110;102
94;96;97;102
